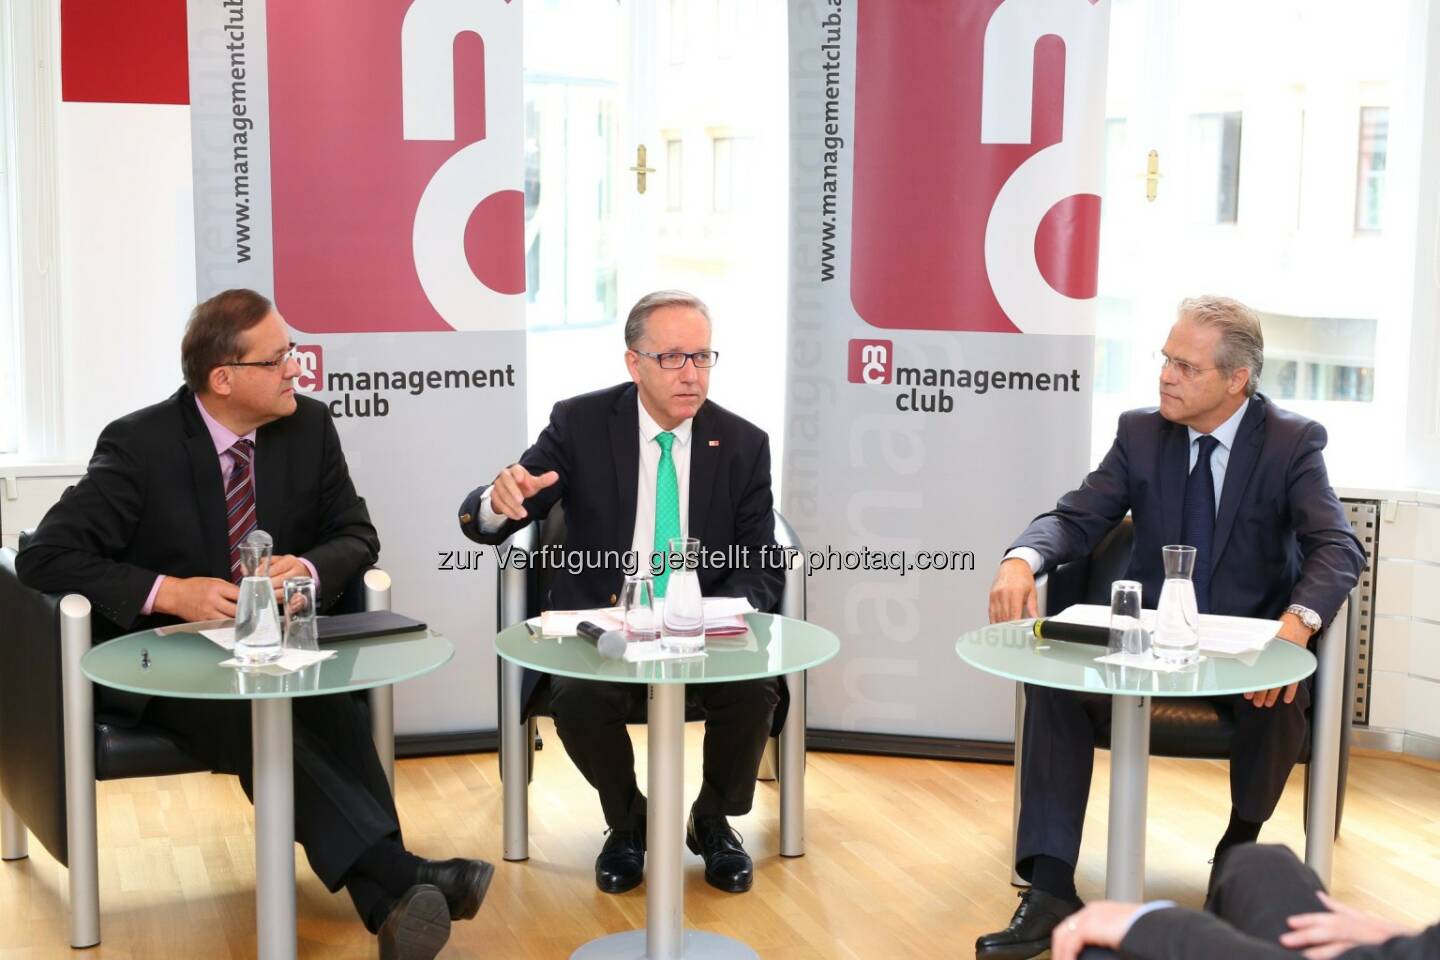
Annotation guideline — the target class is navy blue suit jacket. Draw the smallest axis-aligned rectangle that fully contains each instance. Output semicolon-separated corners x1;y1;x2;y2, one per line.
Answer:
1010;394;1364;626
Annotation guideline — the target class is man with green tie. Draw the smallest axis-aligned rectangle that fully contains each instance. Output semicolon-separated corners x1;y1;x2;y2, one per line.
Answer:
458;290;784;896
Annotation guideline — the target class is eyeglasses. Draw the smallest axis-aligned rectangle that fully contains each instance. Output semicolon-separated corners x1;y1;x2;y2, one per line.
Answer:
632;349;720;369
1154;350;1218;381
227;342;298;371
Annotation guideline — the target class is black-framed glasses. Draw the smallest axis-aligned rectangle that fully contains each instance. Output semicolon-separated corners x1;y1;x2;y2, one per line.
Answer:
1154;350;1217;381
632;349;720;369
227;342;298;370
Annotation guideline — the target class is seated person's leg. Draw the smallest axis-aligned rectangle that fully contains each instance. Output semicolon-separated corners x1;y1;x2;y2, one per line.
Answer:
548;677;648;893
684;677;781;894
1207;843;1326;942
978;685;1107;960
1214;683;1311;866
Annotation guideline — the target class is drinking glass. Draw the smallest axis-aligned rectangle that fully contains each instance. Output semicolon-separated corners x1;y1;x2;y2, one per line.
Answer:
621;575;659;642
283;576;318;652
1109;580;1147;656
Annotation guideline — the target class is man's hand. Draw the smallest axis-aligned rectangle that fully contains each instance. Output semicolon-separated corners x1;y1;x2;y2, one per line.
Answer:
268;554;311;602
1050;902;1144;960
1280;891;1417;959
153;576;240;622
1244;611;1310;708
989;557;1038;623
489;464;560;521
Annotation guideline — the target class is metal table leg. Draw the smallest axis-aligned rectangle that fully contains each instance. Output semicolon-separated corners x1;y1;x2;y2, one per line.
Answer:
253;698;297;960
571;683;757;960
1106;694;1150;902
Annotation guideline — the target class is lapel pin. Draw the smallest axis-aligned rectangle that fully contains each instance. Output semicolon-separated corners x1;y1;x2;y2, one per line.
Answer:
709;440;720;447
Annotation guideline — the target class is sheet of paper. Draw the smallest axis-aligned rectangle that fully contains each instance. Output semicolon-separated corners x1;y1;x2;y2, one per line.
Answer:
219;648;336;674
622;641;708;663
200;626;237;650
533;608;624;637
1093;651;1196;673
1051;603;1279;657
532;599;755;638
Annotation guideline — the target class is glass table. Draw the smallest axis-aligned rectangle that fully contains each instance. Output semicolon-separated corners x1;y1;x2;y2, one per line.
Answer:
495;612;840;960
956;622;1316;901
81;623;453;960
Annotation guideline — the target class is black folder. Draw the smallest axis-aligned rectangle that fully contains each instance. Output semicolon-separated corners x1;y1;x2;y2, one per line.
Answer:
316;611;428;644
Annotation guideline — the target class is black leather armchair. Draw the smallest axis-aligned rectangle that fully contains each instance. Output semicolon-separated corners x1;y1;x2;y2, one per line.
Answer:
0;539;397;948
1009;518;1358;886
494;507;810;862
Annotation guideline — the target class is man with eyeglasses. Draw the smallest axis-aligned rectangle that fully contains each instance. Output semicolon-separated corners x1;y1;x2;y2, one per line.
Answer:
975;296;1365;960
19;288;494;959
459;289;784;896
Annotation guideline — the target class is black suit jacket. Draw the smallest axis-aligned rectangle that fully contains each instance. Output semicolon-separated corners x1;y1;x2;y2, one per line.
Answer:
459;382;784;613
17;386;380;639
1122;906;1440;959
1010;394;1364;625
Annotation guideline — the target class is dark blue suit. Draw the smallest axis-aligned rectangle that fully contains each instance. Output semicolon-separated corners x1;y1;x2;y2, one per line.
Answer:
1010;394;1365;874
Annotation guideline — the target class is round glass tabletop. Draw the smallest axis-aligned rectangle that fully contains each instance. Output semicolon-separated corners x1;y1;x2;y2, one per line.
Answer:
956;621;1316;697
81;623;454;700
494;613;839;684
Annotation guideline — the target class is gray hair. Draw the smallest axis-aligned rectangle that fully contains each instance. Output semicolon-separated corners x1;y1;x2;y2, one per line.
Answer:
1178;295;1264;397
623;290;712;348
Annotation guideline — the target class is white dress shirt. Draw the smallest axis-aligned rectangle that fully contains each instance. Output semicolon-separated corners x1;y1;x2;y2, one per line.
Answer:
478;396;694;566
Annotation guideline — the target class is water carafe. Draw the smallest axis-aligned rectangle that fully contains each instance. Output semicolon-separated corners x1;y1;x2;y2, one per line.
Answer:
234;530;283;664
660;536;705;654
1153;545;1200;666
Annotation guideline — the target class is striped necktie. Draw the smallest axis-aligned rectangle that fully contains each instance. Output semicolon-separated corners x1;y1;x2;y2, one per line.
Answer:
652;431;681;597
226;439;258;582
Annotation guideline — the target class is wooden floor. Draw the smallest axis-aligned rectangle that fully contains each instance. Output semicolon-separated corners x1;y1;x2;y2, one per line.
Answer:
2;723;1437;958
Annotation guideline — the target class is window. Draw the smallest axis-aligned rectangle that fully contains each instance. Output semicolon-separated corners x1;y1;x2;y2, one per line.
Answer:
667;0;685;64
1257;313;1375;403
1355;106;1388;232
1188;111;1242;224
0;27;16;455
711;136;751;213
665;138;683;211
1101;118;1128;221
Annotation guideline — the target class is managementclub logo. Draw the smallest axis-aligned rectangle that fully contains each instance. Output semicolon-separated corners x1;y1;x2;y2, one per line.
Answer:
293;343;518;418
847;338;1081;413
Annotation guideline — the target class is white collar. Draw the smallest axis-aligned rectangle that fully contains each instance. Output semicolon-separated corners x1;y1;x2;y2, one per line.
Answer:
637;394;693;446
1188;397;1250;452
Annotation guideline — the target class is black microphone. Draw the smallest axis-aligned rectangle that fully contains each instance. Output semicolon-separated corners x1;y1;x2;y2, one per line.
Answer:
576;620;628;660
1031;618;1111;647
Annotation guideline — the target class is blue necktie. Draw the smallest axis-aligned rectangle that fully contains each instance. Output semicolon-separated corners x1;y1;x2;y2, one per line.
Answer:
1181;435;1220;614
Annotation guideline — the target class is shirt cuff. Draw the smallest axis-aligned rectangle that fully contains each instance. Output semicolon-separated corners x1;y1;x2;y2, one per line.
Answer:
1003;547;1045;575
1122;900;1177;939
298;557;320;596
141;575;166;617
478;488;508;533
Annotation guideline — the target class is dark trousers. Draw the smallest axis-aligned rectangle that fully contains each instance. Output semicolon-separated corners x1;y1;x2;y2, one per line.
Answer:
1082;843;1326;959
1015;682;1310;876
143;692;401;931
548;676;781;830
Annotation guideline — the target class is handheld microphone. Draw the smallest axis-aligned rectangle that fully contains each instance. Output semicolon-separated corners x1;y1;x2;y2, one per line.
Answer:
1031;618;1111;647
576;621;628;660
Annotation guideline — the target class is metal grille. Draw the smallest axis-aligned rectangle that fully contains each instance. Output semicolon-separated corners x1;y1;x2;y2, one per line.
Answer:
1342;499;1379;725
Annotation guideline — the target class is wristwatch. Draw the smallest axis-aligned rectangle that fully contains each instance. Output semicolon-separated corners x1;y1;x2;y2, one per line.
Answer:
1286;604;1322;633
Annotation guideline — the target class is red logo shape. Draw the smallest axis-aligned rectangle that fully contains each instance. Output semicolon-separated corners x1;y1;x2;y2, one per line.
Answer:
848;339;893;384
294;345;324;393
266;4;523;333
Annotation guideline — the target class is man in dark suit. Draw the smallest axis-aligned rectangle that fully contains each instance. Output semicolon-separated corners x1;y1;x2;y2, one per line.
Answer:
977;296;1366;959
459;289;784;895
1050;844;1433;959
19;289;492;960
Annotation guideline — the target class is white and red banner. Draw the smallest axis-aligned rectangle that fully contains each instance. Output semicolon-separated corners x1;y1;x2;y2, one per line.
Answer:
187;0;528;735
784;0;1109;740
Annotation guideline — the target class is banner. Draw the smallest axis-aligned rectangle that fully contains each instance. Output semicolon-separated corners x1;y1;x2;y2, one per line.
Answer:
784;0;1109;740
188;0;527;734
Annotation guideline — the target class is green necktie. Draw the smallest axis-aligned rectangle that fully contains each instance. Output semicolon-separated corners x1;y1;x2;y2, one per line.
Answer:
652;431;682;598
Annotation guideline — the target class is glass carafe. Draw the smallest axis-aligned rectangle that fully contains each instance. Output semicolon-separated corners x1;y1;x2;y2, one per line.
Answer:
660;536;705;654
1153;545;1200;666
234;530;283;664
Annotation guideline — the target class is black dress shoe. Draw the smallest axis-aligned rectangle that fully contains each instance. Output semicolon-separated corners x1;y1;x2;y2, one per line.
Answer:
595;827;646;894
685;813;753;893
378;884;451;960
415;857;495;920
975;888;1083;959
